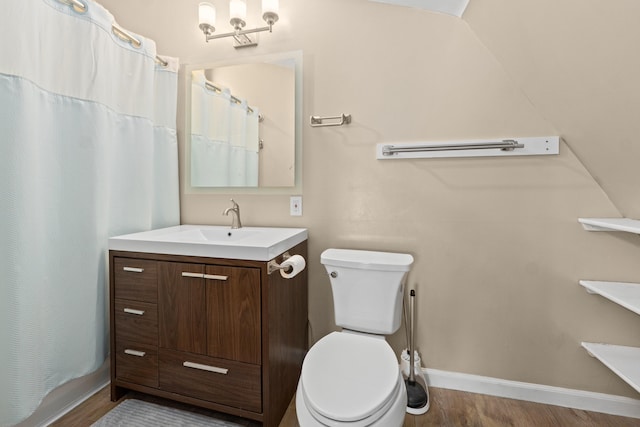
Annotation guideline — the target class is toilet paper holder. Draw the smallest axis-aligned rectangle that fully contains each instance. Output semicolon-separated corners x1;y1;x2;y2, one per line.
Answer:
267;252;293;275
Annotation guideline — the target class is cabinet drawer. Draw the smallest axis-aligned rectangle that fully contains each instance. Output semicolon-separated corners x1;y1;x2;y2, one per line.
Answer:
115;342;158;388
114;299;158;346
114;258;157;302
159;349;261;413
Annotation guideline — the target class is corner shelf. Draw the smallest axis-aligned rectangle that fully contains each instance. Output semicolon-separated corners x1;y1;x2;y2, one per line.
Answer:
579;217;640;394
581;343;640;394
578;217;640;234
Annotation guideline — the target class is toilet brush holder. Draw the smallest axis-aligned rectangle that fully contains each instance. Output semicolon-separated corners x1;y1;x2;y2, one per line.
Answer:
400;349;430;414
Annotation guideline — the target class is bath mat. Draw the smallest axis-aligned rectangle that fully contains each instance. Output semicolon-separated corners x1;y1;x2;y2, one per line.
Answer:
91;399;244;426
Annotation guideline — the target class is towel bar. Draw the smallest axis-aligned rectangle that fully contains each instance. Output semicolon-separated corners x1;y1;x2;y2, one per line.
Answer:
377;136;560;159
310;114;351;127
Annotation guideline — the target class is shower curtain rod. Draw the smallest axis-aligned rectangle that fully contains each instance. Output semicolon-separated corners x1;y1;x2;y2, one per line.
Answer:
204;81;256;114
111;23;168;67
56;0;169;67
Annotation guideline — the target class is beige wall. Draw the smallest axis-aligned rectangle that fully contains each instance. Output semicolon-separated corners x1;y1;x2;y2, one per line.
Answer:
99;0;640;397
464;0;640;218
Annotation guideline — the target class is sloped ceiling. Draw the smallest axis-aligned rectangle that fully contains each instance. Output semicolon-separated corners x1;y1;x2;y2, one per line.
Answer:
368;0;640;216
368;0;470;17
463;0;640;217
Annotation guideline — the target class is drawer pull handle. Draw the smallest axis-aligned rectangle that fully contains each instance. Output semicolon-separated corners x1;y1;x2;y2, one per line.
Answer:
123;267;144;273
183;361;229;375
123;308;145;316
181;272;204;278
204;274;229;281
124;349;146;357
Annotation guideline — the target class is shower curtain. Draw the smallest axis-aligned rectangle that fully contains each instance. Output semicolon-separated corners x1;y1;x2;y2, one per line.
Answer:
0;1;179;425
190;71;260;187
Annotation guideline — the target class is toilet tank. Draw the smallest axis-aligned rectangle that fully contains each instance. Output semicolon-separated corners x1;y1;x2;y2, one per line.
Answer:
321;248;414;335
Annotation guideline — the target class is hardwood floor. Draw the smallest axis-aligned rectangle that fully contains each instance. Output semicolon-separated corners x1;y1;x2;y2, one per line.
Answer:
51;385;640;427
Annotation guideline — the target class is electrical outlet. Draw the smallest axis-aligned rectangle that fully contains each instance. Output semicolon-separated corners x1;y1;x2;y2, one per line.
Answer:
290;196;302;216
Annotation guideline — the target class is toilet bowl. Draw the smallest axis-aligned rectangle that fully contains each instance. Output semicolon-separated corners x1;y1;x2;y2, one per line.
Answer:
296;332;407;426
296;249;414;427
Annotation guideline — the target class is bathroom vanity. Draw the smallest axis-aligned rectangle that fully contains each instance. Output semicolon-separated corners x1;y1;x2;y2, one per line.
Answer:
108;225;308;426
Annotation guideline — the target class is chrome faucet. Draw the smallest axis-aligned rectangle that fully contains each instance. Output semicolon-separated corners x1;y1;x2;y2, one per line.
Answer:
223;199;242;229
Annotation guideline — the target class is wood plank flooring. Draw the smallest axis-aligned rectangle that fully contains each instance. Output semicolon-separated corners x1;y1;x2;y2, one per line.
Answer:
51;385;640;427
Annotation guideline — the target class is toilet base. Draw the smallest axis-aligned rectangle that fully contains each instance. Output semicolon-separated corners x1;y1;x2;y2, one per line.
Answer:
296;373;407;427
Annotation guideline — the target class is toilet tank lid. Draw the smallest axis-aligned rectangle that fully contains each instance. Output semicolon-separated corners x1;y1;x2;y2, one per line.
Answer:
321;248;414;271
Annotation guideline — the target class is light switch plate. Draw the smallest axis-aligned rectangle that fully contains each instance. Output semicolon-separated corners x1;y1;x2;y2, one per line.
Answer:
290;196;302;216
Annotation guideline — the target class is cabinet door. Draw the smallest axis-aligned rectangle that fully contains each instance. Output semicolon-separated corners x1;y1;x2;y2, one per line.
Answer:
158;262;207;354
205;265;261;365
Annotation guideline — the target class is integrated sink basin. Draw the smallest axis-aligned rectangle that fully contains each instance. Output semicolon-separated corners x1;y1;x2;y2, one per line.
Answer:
108;225;308;261
161;227;260;243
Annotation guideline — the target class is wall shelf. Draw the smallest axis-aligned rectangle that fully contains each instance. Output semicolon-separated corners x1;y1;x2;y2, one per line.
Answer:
581;342;640;394
578;218;640;234
580;281;640;316
579;217;640;395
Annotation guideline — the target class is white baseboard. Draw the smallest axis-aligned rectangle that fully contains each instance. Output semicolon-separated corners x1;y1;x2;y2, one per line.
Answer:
16;359;110;427
424;368;640;419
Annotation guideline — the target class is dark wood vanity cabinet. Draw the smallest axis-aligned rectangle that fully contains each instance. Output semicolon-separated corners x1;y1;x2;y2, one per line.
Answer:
109;241;308;426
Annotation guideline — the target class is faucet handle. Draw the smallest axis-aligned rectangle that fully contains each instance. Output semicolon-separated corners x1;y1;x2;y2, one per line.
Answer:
229;198;239;209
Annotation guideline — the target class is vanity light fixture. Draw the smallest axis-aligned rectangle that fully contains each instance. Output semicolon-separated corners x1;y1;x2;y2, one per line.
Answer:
198;0;279;48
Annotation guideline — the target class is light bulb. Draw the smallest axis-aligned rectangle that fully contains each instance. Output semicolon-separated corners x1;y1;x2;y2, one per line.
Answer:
262;0;279;25
198;2;216;27
229;0;247;21
262;0;279;15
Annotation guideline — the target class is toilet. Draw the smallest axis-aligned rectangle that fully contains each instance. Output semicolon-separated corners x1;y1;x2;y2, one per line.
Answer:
296;248;414;427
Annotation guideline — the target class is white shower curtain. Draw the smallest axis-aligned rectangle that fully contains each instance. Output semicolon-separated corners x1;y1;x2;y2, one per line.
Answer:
191;70;231;186
190;71;260;187
0;1;179;425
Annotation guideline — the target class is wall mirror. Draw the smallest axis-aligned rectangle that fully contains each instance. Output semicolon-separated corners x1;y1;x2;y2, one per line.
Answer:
185;51;302;194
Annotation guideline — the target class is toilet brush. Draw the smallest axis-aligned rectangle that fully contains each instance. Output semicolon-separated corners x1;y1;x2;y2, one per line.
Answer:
405;290;428;410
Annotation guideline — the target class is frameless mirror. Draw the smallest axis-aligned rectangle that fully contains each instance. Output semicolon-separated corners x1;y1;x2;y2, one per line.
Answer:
185;51;302;193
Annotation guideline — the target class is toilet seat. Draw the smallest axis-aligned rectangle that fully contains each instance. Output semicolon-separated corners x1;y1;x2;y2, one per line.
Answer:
300;332;401;425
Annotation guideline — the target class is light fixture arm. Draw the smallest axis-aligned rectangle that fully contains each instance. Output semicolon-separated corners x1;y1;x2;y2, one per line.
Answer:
205;23;273;42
